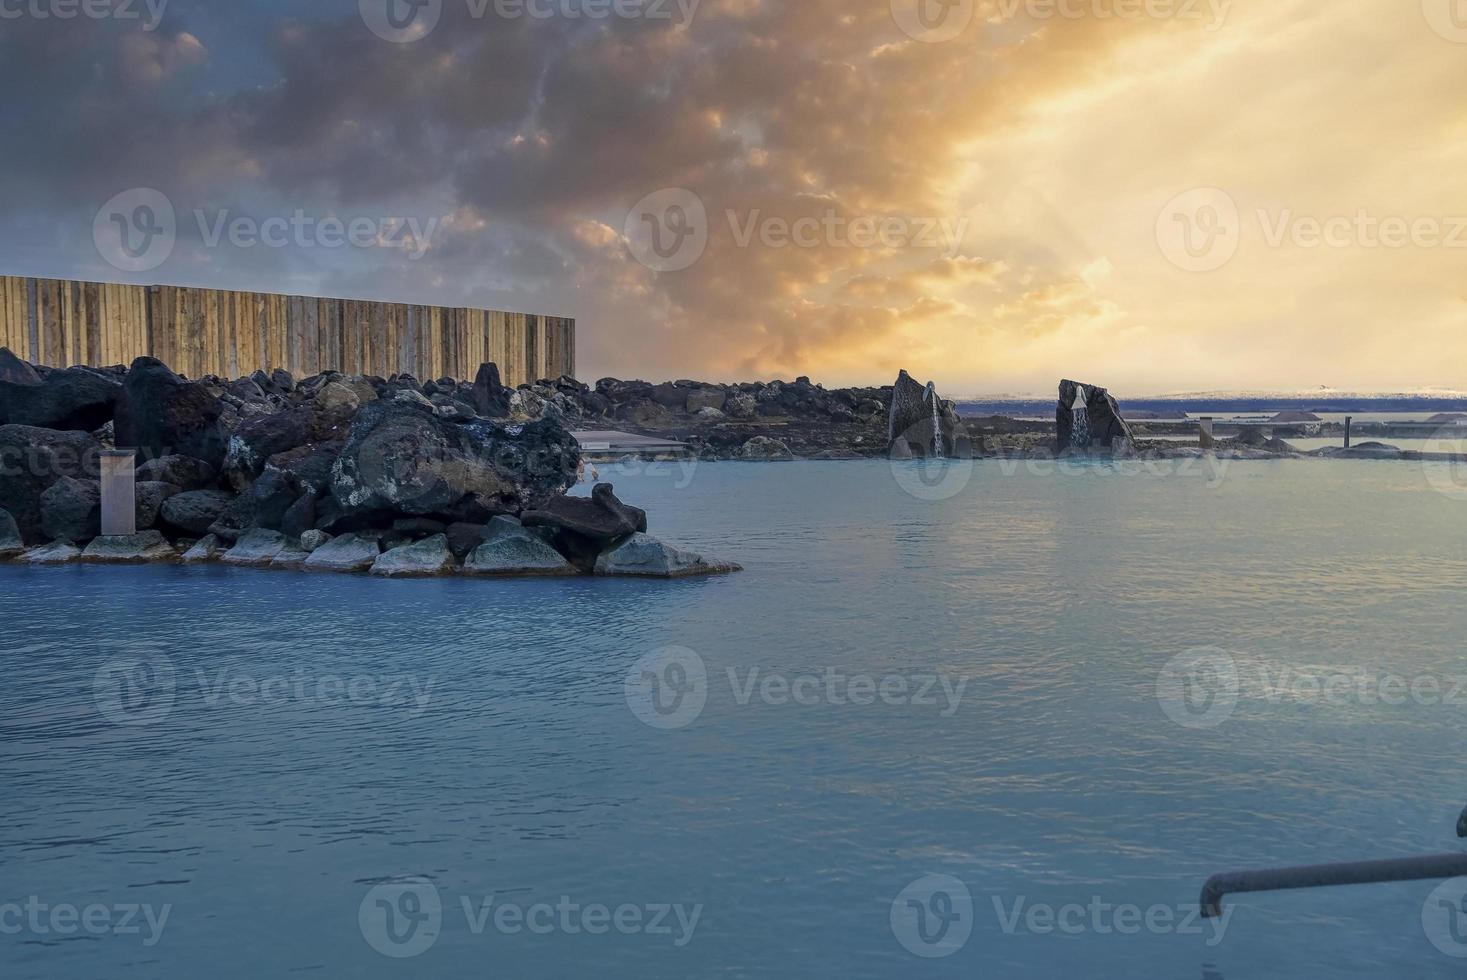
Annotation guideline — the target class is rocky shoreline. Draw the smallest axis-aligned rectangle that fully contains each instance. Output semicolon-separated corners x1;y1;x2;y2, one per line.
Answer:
0;350;738;578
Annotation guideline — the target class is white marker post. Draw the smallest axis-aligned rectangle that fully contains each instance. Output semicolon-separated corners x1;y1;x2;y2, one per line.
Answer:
99;450;137;537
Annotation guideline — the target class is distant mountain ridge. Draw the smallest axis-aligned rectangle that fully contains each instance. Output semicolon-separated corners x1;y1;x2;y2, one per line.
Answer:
956;389;1467;417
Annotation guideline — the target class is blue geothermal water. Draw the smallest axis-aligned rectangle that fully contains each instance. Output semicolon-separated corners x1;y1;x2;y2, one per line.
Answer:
4;458;1467;978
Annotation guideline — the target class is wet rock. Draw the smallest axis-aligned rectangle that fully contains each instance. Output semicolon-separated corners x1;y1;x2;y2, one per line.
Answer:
40;476;101;543
270;545;311;570
0;424;98;543
303;532;381;573
522;484;648;543
161;490;234;536
221;528;288;566
739;436;795;461
19;541;81;564
464;528;576;576
299;529;330;552
115;357;228;468
370;533;455;577
0;367;121;431
136;454;218;491
271;369;295;393
594;533;742;578
82;531;175;563
330;400;579;524
181;534;223;563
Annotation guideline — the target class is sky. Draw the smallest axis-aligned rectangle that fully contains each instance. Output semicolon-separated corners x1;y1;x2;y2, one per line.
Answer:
0;0;1464;395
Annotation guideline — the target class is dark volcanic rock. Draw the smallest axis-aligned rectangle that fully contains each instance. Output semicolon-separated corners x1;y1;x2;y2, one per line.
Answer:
247;468;298;531
40;476;102;542
137;454;218;491
887;370;959;458
330;400;579;524
161;489;234;536
1056;380;1135;454
135;481;179;530
265;441;343;496
115;358;228;468
0;425;100;543
523;483;648;545
0;367;121;431
223;407;330;491
280;493;318;539
473;362;512;418
0;507;24;556
0;348;41;385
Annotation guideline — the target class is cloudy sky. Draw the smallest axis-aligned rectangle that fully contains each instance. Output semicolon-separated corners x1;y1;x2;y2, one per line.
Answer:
2;0;1464;394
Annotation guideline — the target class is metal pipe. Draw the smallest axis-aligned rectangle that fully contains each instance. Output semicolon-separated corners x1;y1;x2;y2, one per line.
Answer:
1344;416;1353;449
1201;853;1467;918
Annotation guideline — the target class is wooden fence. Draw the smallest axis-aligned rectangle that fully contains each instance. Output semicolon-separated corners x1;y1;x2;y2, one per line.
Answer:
0;277;575;388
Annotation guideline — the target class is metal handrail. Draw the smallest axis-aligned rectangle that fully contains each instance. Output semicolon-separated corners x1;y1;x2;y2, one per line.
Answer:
1201;853;1467;918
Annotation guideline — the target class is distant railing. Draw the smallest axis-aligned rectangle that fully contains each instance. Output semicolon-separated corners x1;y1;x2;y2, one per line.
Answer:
0;276;574;387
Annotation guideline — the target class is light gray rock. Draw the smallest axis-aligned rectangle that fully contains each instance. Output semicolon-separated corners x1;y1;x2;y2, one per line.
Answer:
82;531;176;563
594;533;741;579
739;436;795;461
222;528;288;566
19;541;81;564
300;529;331;552
304;532;380;573
724;392;757;418
464;529;576;577
371;533;455;578
0;508;21;558
181;534;223;563
270;545;311;570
